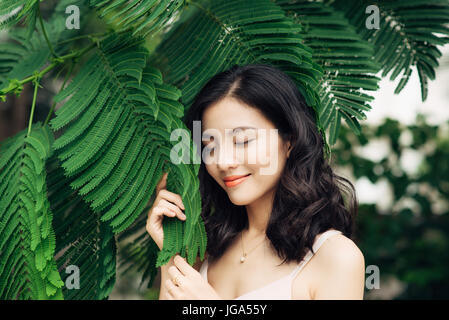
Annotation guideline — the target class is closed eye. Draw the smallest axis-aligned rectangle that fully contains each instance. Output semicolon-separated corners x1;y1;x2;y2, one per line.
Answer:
204;140;253;152
235;140;252;146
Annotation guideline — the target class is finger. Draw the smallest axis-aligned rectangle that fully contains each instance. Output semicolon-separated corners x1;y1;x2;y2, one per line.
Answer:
174;254;195;277
156;172;168;194
159;199;186;220
159;199;184;216
164;280;178;299
151;206;177;219
168;264;185;282
159;189;185;211
165;279;181;299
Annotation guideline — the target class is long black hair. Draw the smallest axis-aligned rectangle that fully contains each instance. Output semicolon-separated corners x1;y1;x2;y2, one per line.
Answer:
184;63;358;266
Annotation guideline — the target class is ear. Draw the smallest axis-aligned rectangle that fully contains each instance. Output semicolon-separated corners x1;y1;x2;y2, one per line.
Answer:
286;139;292;158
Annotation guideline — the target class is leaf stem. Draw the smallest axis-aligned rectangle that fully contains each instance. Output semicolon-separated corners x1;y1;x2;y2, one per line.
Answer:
43;60;75;126
27;76;40;136
1;42;96;97
2;28;131;98
37;5;58;58
55;32;105;46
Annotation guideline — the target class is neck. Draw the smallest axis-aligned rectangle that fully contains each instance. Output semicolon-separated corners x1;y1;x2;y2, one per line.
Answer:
243;186;276;239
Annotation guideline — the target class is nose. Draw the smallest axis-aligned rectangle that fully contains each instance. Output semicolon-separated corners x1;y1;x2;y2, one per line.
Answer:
216;142;239;171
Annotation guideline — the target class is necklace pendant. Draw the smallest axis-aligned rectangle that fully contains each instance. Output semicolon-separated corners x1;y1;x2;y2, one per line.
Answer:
240;256;246;263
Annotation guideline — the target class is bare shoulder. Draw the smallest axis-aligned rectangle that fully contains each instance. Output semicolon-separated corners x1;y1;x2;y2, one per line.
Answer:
310;233;366;299
315;233;365;268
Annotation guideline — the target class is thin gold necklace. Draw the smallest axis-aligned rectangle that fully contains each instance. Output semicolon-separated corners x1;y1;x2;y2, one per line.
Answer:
240;232;267;263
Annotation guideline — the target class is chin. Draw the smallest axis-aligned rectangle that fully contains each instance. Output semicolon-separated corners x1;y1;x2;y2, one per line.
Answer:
227;194;253;206
227;190;261;206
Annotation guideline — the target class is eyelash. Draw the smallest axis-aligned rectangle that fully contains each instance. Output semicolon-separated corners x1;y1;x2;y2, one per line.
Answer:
204;140;252;152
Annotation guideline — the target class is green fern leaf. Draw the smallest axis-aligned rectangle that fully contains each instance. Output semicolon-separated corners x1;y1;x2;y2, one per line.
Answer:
332;0;449;102
47;155;116;300
49;32;205;276
0;0;92;94
277;0;380;145
90;0;185;38
0;0;39;37
0;123;63;299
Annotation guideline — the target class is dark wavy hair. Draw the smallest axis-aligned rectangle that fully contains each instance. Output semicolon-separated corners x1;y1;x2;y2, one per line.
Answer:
184;63;358;266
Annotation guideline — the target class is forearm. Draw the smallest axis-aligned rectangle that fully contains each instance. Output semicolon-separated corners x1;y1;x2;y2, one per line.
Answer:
158;255;176;300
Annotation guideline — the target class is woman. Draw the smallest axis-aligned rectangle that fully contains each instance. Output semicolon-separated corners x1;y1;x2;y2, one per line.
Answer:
146;64;365;300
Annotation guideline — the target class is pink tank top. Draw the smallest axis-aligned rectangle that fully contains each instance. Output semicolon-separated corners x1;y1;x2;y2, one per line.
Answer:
199;229;343;300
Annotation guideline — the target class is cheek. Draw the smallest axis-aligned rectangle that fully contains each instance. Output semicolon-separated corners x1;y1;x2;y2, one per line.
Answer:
205;164;222;186
253;136;287;176
252;136;278;167
205;164;214;177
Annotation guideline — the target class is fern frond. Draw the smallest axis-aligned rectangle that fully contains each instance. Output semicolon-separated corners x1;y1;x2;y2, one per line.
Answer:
0;123;63;299
89;0;185;38
45;156;116;300
0;0;39;38
332;0;449;101
116;211;160;290
152;0;322;105
0;31;50;91
50;32;205;270
276;0;381;145
0;0;91;92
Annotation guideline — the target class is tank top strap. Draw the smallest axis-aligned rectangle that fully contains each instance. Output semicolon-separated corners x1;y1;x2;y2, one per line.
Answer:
288;229;343;279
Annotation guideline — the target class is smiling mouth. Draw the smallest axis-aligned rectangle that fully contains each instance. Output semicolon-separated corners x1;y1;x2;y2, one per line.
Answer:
223;174;251;187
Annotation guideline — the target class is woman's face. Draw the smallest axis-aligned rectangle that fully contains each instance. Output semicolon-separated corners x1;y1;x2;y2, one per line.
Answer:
201;97;291;206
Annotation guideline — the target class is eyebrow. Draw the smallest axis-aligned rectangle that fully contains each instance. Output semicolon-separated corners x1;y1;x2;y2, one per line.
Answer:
202;126;257;140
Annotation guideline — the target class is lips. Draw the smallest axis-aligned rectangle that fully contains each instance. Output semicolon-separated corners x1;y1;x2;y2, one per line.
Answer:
223;174;251;182
223;174;251;187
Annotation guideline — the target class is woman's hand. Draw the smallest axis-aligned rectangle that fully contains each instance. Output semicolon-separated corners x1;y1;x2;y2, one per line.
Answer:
146;172;187;251
164;254;222;300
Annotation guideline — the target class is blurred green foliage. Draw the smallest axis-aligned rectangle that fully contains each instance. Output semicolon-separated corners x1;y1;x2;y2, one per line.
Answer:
332;114;449;299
